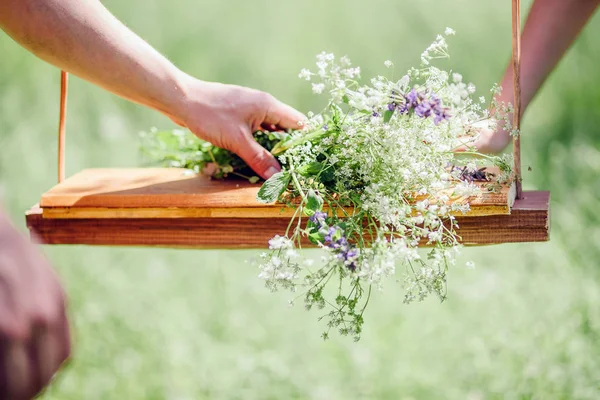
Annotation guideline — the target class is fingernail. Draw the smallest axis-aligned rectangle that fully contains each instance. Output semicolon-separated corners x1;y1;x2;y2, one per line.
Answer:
265;166;279;179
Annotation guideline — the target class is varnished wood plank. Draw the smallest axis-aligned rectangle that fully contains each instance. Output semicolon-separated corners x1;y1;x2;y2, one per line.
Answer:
41;202;512;219
40;168;515;218
26;191;549;248
40;168;264;209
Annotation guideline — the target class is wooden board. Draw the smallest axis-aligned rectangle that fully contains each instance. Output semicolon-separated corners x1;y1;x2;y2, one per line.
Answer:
39;168;516;218
26;191;549;248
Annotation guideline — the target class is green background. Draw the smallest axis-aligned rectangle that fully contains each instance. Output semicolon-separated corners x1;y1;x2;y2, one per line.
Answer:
2;1;600;398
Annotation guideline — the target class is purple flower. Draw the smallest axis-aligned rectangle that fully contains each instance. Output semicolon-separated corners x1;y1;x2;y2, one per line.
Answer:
309;211;328;229
415;101;433;118
372;111;380;117
322;124;329;131
433;108;451;124
405;89;422;108
323;226;359;272
398;88;425;114
398;103;410;114
324;226;339;243
343;248;359;271
346;248;358;259
387;102;396;112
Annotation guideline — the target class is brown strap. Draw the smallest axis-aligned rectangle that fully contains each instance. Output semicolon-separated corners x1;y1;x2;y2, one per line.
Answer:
58;71;68;183
512;0;522;199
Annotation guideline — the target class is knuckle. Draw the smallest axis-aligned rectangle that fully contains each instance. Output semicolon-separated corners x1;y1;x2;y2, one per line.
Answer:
247;148;271;169
255;90;274;107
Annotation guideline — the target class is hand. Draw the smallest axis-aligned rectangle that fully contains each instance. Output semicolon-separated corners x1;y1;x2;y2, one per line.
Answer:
173;78;306;180
0;213;71;400
454;120;512;154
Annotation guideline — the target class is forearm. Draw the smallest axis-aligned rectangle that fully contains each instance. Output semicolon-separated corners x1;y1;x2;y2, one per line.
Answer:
0;0;189;119
498;0;600;113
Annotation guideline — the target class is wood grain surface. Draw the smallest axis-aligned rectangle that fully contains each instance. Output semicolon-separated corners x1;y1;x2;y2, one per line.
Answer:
26;191;549;248
39;168;516;218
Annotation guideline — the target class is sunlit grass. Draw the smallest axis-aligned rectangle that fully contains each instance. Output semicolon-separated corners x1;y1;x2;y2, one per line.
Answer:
1;0;600;398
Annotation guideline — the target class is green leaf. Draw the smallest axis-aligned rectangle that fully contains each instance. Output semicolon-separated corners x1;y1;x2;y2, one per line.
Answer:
256;171;290;203
342;95;350;104
305;189;323;216
319;167;335;183
297;162;324;176
248;176;260;184
307;231;323;245
383;109;394;123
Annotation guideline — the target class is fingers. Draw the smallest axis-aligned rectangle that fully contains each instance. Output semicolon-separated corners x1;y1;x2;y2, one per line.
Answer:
263;96;306;131
232;131;281;180
2;340;33;400
28;317;70;400
0;320;70;400
453;136;477;153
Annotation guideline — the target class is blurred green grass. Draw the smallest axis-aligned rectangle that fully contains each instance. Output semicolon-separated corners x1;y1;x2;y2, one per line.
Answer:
1;0;600;398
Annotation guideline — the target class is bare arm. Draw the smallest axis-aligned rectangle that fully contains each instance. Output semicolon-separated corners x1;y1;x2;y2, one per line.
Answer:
471;0;600;153
0;0;305;179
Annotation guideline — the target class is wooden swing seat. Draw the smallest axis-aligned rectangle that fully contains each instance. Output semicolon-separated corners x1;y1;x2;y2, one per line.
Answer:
25;167;550;248
26;0;549;249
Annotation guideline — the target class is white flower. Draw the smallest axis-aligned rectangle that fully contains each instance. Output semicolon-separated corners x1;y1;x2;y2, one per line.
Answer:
454;181;480;197
316;51;334;62
268;235;293;250
343;67;360;79
428;230;443;242
416;200;429;212
466;261;475;269
298;68;312;81
312;83;325;94
340;55;351;66
444;27;456;36
335;80;346;89
384;60;393;68
452;73;462;83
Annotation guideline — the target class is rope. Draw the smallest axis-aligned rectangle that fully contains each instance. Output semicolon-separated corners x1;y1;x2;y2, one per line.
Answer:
58;70;68;183
512;0;523;199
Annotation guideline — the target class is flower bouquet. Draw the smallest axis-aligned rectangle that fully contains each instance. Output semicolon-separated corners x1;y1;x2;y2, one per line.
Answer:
140;29;515;341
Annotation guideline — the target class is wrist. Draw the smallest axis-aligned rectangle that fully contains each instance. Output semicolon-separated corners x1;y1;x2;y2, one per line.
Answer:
151;69;197;125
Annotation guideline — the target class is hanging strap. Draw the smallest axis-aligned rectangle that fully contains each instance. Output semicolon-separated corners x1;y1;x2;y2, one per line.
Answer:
512;0;522;199
58;70;68;184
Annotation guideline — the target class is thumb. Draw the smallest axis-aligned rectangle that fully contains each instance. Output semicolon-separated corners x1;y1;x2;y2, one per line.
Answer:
232;131;281;180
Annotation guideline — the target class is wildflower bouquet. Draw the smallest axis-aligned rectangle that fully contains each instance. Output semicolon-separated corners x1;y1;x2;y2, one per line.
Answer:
141;30;514;341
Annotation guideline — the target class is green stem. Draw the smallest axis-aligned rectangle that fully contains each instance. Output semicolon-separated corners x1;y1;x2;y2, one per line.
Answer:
291;171;307;202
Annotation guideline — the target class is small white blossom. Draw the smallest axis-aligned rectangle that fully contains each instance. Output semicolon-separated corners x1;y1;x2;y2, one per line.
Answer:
384;60;393;68
298;68;312;81
268;235;293;250
445;27;456;36
312;83;325;94
340;55;351;66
